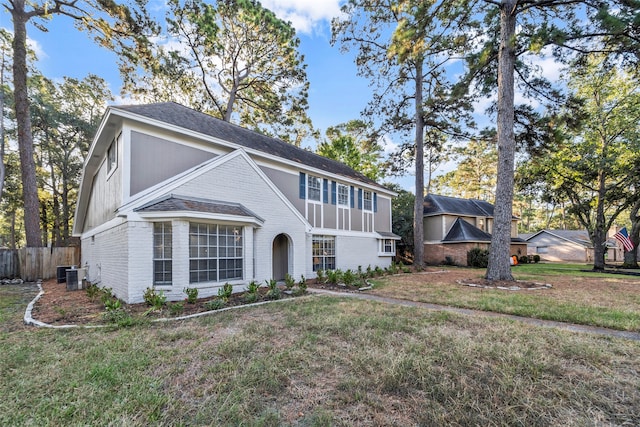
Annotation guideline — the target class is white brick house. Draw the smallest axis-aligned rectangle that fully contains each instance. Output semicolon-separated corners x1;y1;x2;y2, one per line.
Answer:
73;103;399;303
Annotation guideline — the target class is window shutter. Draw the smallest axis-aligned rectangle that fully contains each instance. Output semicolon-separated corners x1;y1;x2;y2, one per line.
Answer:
373;193;378;212
299;172;306;199
331;181;336;205
350;186;355;208
358;188;363;210
323;178;329;203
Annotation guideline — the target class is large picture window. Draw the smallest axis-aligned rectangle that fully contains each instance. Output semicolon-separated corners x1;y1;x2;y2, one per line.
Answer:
337;184;349;206
312;235;335;271
153;222;172;286
189;223;243;283
307;175;321;202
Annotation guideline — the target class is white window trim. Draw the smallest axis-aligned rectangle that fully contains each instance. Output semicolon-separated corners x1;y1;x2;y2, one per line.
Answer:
337;183;349;207
378;239;396;256
307;175;322;203
363;190;373;212
153;222;172;286
106;134;119;179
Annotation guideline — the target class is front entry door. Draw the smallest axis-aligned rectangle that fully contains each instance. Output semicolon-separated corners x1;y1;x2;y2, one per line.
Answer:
272;234;289;281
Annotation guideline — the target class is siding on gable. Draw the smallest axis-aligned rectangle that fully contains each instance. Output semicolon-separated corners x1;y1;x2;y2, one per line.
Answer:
260;165;305;214
83;149;122;232
130;131;217;196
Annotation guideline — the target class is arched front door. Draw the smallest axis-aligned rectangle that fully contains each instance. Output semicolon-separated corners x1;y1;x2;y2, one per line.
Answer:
272;234;289;281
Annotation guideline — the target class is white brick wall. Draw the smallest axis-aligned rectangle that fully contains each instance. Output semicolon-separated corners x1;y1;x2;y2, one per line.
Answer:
81;222;130;301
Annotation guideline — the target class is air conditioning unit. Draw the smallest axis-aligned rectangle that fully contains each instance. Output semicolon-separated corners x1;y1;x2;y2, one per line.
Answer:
66;267;86;291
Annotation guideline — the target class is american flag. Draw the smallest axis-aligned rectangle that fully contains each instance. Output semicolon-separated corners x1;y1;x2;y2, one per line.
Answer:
614;227;635;252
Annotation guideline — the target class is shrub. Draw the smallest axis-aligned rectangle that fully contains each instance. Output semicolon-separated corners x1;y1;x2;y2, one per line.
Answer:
218;283;233;300
326;269;343;285
265;279;281;300
204;298;226;311
316;269;326;283
104;298;121;311
342;269;357;286
169;302;185;316
284;273;296;290
102;307;135;326
443;256;456;266
85;283;101;300
518;255;529;264
467;247;489;268
533;254;541;263
143;287;167;309
374;266;384;276
184;287;198;304
244;280;260;303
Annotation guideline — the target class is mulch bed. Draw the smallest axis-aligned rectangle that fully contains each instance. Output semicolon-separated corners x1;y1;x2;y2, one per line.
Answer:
31;280;303;326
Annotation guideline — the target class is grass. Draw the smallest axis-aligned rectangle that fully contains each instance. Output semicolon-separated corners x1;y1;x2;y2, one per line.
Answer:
2;284;640;426
371;264;640;331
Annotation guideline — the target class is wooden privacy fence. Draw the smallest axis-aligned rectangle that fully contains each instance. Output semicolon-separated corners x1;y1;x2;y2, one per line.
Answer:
0;247;80;281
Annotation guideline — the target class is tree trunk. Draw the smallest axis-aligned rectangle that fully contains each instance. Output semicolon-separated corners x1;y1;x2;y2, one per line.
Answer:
486;0;516;281
413;58;425;268
11;2;43;247
623;199;640;268
592;168;608;270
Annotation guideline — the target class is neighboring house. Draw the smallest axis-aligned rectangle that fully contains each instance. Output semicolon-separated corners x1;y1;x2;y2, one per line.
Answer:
523;229;622;263
72;102;399;303
422;194;527;265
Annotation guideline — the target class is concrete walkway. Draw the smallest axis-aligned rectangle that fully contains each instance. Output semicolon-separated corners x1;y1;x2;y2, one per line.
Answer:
308;288;640;342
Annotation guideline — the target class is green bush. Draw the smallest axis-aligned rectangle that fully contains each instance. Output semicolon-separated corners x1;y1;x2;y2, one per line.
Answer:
467;247;489;268
265;279;281;300
204;298;226;311
143;287;167;309
284;273;296;290
518;255;529;264
218;283;233;300
184;287;198;304
533;254;541;263
342;269;357;286
169;302;184;316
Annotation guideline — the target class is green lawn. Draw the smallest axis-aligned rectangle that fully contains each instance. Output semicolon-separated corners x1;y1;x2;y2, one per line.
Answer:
370;263;640;331
1;283;640;426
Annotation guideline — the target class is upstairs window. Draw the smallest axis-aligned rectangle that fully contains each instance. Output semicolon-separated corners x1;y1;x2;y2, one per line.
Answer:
337;184;349;206
107;138;117;174
363;190;373;211
307;175;321;202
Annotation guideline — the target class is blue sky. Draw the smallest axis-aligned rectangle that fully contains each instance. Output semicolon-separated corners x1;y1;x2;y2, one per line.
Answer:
1;0;563;192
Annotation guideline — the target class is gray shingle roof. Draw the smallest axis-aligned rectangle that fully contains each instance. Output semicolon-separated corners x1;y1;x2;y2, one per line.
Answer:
423;194;495;217
115;102;384;189
443;218;492;242
134;195;263;222
525;230;618;248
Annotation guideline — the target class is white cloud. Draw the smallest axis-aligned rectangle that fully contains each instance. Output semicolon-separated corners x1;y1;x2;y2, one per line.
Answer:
259;0;343;34
380;135;399;155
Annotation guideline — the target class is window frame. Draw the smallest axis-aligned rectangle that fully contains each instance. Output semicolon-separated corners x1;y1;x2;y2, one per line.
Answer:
307;175;322;202
337;184;349;207
153;222;173;286
379;239;395;256
107;137;118;176
363;190;373;212
312;235;336;272
189;223;244;284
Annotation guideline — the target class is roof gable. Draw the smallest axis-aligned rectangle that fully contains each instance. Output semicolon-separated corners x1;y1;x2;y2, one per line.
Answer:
113;102;384;190
443;218;493;242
